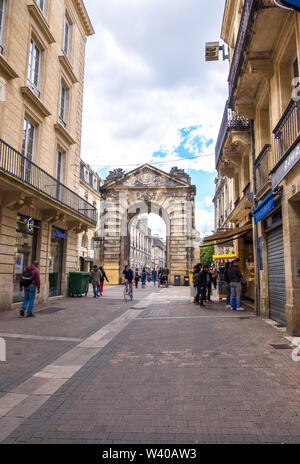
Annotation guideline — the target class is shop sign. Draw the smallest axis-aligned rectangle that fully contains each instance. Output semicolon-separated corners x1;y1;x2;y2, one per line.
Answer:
254;195;275;224
52;228;67;240
272;142;300;189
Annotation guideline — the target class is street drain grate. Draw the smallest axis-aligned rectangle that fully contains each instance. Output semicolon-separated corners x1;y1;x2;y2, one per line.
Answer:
270;344;291;350
39;307;65;315
239;317;251;320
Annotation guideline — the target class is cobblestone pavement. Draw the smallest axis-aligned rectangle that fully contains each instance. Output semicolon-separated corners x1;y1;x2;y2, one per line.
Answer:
0;284;300;444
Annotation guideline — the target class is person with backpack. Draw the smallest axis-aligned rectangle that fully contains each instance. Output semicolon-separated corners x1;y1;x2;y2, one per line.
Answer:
19;261;40;317
90;265;102;298
99;266;109;296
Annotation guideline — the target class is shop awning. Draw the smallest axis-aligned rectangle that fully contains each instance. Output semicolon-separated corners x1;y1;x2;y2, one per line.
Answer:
80;257;94;262
203;223;252;243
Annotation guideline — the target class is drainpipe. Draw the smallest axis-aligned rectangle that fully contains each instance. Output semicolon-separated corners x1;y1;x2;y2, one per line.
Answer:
250;119;261;317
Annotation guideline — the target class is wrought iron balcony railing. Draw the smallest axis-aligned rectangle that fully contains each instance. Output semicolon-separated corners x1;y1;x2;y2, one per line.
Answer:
273;100;300;165
228;0;257;103
0;138;97;223
255;144;271;191
215;100;250;168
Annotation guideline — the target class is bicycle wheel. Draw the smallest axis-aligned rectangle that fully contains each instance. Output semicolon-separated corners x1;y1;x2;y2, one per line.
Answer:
124;286;129;302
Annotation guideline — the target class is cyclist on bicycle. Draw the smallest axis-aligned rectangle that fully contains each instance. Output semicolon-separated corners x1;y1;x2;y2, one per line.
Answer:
122;265;135;296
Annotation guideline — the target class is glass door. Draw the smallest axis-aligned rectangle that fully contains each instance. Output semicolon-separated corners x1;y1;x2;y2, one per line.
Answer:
49;236;63;297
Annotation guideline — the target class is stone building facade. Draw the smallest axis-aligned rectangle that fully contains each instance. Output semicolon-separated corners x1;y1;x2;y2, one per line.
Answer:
0;0;95;310
151;235;167;269
207;0;300;334
129;216;152;271
78;160;101;271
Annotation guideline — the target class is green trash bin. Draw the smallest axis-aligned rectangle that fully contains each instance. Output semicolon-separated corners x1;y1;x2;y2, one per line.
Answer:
69;272;90;297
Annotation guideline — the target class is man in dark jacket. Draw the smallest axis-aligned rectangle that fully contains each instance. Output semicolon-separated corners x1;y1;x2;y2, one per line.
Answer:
228;259;244;310
195;265;208;307
20;261;40;317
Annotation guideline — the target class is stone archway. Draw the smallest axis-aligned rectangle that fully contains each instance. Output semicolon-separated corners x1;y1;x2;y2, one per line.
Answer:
95;164;200;285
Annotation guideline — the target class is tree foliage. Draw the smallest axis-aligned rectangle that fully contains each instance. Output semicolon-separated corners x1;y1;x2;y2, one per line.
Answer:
200;242;215;267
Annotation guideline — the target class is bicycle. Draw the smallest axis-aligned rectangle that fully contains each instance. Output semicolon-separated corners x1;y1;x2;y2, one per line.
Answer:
124;282;133;302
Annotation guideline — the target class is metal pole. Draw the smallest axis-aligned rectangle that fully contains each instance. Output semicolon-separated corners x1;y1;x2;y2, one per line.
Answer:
250;119;261;316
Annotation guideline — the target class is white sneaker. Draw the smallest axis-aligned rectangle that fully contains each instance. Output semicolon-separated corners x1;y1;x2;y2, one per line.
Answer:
237;307;245;311
226;305;231;308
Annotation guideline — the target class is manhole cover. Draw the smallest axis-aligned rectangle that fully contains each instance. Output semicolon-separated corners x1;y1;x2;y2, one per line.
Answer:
270;344;291;350
40;307;65;315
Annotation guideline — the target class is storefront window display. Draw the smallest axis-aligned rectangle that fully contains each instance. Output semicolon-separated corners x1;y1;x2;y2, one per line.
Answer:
13;215;39;303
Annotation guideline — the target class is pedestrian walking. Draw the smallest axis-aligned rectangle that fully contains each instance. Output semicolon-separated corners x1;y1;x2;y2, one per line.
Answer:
141;268;147;288
90;265;102;298
228;259;244;311
19;260;40;317
192;264;201;303
99;266;109;295
205;267;213;303
197;265;208;307
212;265;218;290
152;268;157;286
224;262;232;308
134;269;140;288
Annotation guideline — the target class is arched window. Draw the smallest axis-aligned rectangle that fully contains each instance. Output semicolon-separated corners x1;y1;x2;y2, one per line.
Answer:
81;234;88;249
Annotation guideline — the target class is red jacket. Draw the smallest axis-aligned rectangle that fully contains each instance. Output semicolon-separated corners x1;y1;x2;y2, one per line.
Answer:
20;265;41;291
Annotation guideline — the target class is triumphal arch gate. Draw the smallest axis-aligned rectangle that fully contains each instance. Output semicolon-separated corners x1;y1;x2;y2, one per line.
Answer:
95;164;200;285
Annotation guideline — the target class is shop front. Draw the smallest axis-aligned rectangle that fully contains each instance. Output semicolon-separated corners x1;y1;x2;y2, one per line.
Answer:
13;215;39;303
49;227;66;297
80;256;93;272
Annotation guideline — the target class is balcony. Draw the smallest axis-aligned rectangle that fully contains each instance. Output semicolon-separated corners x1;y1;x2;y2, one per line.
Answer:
215;100;250;168
273;100;300;165
255;144;271;195
228;0;257;103
0;138;97;224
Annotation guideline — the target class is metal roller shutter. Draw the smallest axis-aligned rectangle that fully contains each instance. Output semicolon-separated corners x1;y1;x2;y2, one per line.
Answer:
267;226;286;324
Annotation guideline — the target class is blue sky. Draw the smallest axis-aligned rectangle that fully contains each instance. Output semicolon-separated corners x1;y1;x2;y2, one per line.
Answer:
82;0;228;236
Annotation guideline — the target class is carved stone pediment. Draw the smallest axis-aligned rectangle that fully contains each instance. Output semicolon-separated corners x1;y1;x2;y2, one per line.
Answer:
103;164;192;190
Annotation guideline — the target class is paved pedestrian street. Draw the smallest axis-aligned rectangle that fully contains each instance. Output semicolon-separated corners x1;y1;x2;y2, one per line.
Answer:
0;285;300;444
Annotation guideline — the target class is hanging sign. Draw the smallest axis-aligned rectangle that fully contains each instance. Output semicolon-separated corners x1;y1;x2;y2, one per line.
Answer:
27;218;34;232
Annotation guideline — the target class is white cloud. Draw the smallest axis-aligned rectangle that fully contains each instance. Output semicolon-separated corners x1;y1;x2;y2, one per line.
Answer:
195;207;215;238
81;0;228;174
